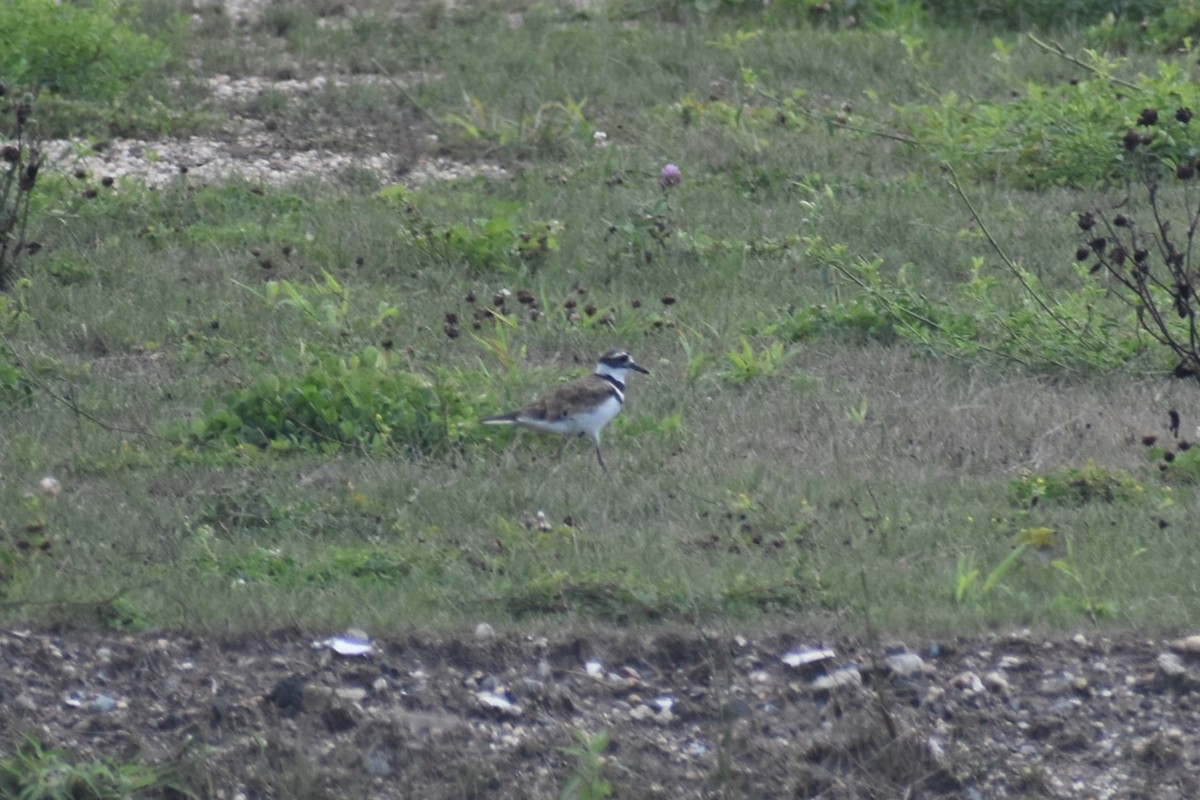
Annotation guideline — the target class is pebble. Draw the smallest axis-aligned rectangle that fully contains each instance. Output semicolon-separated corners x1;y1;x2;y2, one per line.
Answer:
884;651;928;677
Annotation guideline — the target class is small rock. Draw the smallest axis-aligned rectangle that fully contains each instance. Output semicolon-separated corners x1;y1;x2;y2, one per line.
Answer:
782;646;835;670
92;694;118;713
984;670;1010;695
474;622;495;641
811;666;862;692
477;690;522;716
334;687;367;703
1170;634;1200;654
954;671;985;694
885;651;928;678
1158;652;1188;677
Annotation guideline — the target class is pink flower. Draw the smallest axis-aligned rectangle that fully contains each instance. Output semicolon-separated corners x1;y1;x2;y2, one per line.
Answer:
659;163;682;189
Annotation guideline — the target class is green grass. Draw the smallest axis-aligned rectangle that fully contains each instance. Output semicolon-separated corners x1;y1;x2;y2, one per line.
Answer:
3;0;1200;643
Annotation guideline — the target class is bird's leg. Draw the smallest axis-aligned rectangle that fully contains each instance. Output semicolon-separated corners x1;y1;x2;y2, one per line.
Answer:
593;440;609;474
554;436;571;462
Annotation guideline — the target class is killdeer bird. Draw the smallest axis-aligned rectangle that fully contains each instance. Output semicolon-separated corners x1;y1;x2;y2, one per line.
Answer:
480;349;650;473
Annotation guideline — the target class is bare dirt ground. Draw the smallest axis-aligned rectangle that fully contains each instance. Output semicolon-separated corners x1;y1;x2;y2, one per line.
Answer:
3;625;1200;798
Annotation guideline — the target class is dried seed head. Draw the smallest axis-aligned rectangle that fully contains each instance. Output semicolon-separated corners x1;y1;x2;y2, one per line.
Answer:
1077;212;1095;231
1111;246;1127;265
661;294;677;306
83;188;98;199
18;161;38;191
444;312;458;324
1114;214;1130;227
2;145;19;163
464;290;476;303
16;102;31;125
1177;107;1194;124
584;303;598;316
1075;246;1091;261
1123;129;1141;151
1178;161;1196;180
1138;107;1159;126
1142;435;1158;447
516;289;536;305
101;176;114;187
1134;248;1149;263
1089;237;1107;254
443;323;460;339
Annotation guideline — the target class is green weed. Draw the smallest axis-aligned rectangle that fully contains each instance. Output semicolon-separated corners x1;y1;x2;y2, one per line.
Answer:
1011;461;1144;507
175;346;484;456
561;729;612;800
0;736;194;800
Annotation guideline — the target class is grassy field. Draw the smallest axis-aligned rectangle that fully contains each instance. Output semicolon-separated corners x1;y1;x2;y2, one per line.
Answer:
4;0;1200;643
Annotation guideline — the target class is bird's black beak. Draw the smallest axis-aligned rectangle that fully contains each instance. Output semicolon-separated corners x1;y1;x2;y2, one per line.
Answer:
632;362;651;375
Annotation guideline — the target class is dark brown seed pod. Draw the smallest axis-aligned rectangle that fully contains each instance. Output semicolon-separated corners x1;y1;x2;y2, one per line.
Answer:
1089;237;1107;254
1178;161;1196;180
1123;129;1141;151
18;161;38;191
1114;214;1130;227
1138;107;1159;126
1177;107;1194;124
1077;213;1095;231
1076;246;1092;262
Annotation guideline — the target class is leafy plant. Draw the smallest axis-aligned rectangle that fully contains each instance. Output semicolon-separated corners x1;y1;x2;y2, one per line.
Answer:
1011;461;1144;507
441;93;593;156
561;728;612;800
175;346;484;456
0;0;168;101
1072;109;1200;383
953;545;1025;604
894;45;1200;189
721;336;791;383
391;190;562;275
238;271;399;335
1049;536;1114;620
1085;2;1200;52
0;736;194;800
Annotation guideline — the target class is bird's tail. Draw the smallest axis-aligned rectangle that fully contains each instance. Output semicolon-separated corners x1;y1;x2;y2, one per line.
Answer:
479;411;519;425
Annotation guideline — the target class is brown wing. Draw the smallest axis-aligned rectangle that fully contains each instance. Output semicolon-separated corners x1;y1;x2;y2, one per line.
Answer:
520;376;618;422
